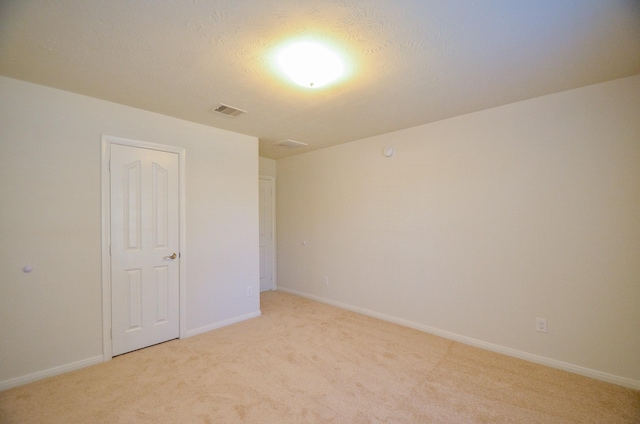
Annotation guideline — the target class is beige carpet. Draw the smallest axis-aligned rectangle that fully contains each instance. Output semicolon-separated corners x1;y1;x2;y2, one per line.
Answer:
1;291;638;423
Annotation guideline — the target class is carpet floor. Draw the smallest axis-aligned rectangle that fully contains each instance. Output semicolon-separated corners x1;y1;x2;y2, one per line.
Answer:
1;291;638;423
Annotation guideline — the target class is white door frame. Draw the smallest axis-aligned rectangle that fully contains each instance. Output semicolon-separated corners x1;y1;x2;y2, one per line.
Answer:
259;175;276;290
101;135;187;361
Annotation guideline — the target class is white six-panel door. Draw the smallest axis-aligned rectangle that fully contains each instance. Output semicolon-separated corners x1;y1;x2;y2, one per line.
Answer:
110;143;180;356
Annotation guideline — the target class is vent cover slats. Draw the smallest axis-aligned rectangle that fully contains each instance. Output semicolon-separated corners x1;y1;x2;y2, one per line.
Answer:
210;103;247;117
275;139;308;149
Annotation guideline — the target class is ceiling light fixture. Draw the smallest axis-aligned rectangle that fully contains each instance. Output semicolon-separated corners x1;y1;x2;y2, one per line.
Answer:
276;41;345;89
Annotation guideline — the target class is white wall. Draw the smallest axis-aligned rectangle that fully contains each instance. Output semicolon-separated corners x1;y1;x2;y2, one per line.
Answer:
0;77;260;387
276;75;640;388
259;157;276;177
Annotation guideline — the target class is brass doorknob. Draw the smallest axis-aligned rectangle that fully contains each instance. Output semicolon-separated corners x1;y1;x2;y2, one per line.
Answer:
165;253;177;260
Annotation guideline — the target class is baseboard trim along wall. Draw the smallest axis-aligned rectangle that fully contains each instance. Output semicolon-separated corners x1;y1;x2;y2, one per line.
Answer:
0;355;104;392
3;299;635;392
1;311;262;392
186;310;262;338
278;288;640;391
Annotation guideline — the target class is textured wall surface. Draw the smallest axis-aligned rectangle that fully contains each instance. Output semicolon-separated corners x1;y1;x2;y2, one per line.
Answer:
276;75;640;388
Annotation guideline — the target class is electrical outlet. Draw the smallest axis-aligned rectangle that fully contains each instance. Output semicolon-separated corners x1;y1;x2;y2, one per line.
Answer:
246;286;254;297
536;318;548;333
323;276;329;286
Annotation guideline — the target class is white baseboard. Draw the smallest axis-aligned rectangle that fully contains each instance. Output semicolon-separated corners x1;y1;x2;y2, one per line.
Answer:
2;311;263;392
278;288;640;391
0;355;104;392
186;310;262;338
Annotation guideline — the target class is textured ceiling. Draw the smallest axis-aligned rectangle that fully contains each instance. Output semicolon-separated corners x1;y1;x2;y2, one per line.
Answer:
1;0;639;159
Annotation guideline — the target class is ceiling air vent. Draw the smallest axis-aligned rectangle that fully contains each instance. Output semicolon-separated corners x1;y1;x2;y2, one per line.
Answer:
210;103;247;117
275;139;308;149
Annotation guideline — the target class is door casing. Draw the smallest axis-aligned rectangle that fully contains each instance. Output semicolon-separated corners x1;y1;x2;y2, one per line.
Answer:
101;135;187;361
259;176;276;291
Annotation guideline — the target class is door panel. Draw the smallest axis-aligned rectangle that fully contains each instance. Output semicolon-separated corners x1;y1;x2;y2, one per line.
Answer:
125;269;142;331
154;266;169;323
111;144;179;356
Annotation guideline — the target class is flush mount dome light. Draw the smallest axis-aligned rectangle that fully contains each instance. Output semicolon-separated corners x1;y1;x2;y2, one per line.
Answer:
277;41;345;88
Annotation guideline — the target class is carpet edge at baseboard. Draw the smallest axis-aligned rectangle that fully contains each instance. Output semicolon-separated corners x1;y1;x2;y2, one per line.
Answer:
0;355;104;392
0;309;263;392
186;309;262;338
277;287;640;391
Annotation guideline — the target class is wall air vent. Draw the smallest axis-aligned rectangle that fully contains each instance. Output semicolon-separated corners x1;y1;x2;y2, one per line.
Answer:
275;139;308;149
210;103;247;117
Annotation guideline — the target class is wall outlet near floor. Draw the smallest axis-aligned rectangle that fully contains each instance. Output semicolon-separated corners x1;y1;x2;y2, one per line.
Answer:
536;317;548;333
246;286;254;297
323;276;329;286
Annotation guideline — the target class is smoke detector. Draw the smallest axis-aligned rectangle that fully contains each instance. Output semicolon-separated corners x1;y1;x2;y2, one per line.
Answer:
275;139;308;149
210;103;247;117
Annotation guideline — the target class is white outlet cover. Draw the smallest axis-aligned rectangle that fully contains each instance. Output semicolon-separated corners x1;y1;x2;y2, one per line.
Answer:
536;318;548;333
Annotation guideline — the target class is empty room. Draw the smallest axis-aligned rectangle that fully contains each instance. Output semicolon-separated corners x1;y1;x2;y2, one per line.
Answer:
1;0;639;422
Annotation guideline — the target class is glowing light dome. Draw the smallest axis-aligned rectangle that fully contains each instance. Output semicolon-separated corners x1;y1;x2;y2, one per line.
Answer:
276;41;345;89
